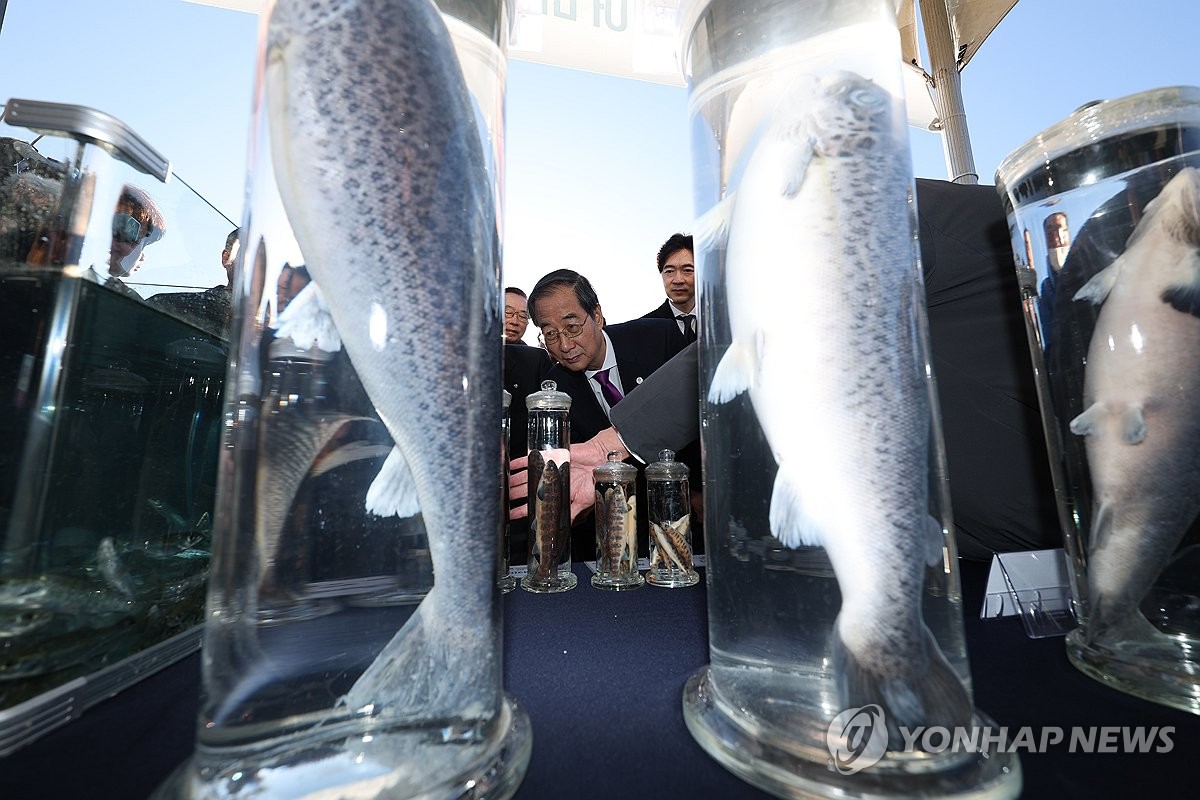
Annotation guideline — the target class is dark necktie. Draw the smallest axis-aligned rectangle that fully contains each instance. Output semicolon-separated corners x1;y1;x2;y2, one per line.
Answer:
593;367;624;407
676;313;697;343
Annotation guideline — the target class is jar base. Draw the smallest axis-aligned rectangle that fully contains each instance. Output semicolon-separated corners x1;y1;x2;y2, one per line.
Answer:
646;569;700;588
520;570;577;594
682;666;1022;799
1066;628;1200;715
152;693;532;800
591;572;645;591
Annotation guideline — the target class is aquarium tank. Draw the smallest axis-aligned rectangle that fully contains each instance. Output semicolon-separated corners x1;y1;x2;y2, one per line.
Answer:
0;98;237;755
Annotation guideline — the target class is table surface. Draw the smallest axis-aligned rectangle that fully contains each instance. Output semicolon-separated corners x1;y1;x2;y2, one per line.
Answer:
1;560;1195;798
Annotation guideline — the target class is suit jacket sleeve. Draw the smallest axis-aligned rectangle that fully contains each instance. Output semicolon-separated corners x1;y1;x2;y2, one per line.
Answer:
609;342;698;460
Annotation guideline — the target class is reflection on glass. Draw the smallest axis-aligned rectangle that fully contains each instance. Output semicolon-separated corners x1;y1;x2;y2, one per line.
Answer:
0;107;234;752
996;86;1200;715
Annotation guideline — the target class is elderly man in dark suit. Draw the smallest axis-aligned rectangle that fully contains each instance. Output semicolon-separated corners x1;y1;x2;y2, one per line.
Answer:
528;268;685;559
641;232;697;346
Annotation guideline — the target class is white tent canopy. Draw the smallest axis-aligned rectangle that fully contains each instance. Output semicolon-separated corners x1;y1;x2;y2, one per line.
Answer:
185;0;1017;182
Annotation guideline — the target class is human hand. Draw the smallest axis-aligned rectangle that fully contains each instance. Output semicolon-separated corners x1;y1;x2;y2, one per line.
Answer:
508;427;629;523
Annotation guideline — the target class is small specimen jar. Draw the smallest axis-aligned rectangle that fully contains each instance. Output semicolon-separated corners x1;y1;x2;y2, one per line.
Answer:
521;380;576;593
645;449;699;588
591;451;642;591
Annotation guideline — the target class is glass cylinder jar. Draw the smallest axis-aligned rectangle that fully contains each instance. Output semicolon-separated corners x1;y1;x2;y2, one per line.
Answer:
591;451;642;591
645;449;699;588
154;1;531;798
679;0;1020;796
522;379;576;593
995;86;1200;714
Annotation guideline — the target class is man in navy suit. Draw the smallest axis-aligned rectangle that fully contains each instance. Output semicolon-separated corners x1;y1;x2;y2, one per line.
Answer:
528;269;685;559
641;233;697;346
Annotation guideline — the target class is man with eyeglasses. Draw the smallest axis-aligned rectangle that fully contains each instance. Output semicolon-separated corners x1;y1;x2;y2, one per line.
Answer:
527;268;685;560
641;232;697;346
503;286;532;345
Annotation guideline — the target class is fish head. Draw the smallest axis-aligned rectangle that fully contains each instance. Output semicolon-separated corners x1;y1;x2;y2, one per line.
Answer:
805;71;892;159
1154;167;1200;248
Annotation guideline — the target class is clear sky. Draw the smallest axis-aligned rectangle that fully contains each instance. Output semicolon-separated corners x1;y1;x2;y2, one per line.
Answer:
1;0;1196;327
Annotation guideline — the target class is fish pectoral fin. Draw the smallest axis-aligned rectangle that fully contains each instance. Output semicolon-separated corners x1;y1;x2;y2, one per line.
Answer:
364;447;420;518
780;139;816;198
694;194;736;252
274;282;343;352
1068;403;1103;437
1161;251;1200;317
706;339;756;403
1072;258;1125;306
768;466;822;549
1121;405;1147;444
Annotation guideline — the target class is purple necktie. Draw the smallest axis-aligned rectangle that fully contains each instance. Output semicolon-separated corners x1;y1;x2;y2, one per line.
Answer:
593;367;624;407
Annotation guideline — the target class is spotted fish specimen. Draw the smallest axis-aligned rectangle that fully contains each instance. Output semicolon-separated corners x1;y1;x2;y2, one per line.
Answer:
529;449;570;578
596;487;636;574
266;0;501;719
650;514;691;571
1070;167;1200;640
698;70;970;737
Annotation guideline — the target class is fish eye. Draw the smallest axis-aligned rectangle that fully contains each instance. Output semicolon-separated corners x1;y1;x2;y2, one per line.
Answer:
848;87;882;108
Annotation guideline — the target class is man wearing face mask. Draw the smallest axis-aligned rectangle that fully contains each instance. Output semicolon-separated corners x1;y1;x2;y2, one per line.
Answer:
99;184;166;296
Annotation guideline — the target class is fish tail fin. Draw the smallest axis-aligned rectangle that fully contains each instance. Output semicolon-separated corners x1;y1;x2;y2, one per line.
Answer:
707;339;756;403
274;282;342;352
694;195;735;252
769;464;822;549
365;446;420;518
833;622;972;742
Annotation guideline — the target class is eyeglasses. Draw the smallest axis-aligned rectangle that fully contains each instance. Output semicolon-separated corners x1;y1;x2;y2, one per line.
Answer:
112;213;151;244
538;320;588;346
504;309;529;322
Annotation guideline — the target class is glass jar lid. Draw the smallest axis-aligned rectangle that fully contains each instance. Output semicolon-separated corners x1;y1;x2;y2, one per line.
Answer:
526;379;572;411
645;448;689;481
593;450;637;482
